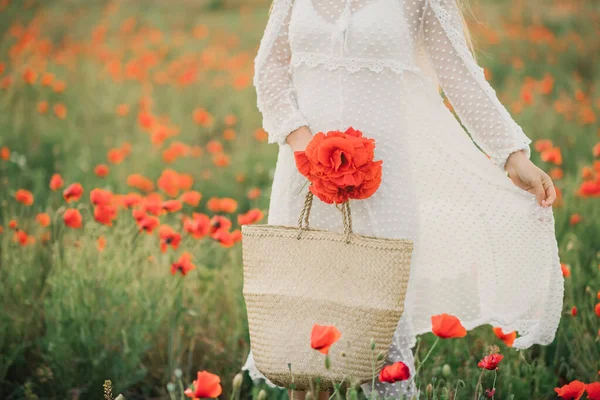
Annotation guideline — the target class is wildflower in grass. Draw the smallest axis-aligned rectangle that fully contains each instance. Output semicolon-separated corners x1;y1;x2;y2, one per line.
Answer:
183;213;211;239
554;380;586;400
107;148;125;164
37;101;48;114
94;205;117;226
571;306;578;317
193;108;213;127
0;146;9;160
310;324;342;355
15;189;34;205
206;140;223;154
431;314;467;339
138;216;159;234
122;193;143;208
90;188;113;206
141;196;163;216
94;164;110;177
492;327;516;347
484;388;496;398
116;104;129;116
230;229;242;243
478;353;504;370
570;213;582;225
171;252;196;276
53;103;67;119
127;173;154;192
183;370;222;399
218;198;237;213
97;236;106;252
14;230;29;246
159;225;181;253
587;382;600;400
63;183;84;203
132;209;147;223
49;173;64;191
212;229;235;247
36;213;51;227
157;169;181;197
178;173;194;191
595;303;600;317
9;219;17;229
161;199;182;213
213;153;230;167
561;263;571;277
379;361;410;383
248;188;261;200
180;190;202;206
63;209;83;229
238;209;264;225
209;215;232;235
541;146;562;165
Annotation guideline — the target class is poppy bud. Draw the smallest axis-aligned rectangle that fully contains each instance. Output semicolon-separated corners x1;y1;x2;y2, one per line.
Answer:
257;389;268;400
174;368;182;378
370;338;376;350
166;383;176;392
442;364;451;378
233;372;243;390
426;384;433;399
377;352;385;361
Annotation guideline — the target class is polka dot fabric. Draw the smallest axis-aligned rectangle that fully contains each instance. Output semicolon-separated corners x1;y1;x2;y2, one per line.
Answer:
242;0;564;398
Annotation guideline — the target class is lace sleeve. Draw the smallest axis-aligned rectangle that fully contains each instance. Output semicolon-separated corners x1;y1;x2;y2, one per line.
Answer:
254;0;309;146
421;0;532;172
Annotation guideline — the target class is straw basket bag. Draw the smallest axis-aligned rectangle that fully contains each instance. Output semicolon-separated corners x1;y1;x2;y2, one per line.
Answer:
241;188;414;391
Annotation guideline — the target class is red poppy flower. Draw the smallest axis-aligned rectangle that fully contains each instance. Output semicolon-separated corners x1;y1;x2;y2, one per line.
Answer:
478;354;504;370
310;324;342;355
554;380;586;400
138;216;160;234
141;196;163;216
162;200;182;213
492;327;516;347
64;209;83;229
183;370;222;399
238;209;264;225
94;205;117;226
90;188;113;206
15;189;34;206
587;382;600;400
431;314;467;339
36;213;51;227
180;190;202;206
49;173;64;191
183;213;211;239
171;252;196;276
13;230;31;246
97;236;106;252
210;215;232;235
159;225;181;253
212;229;234;247
132;209;147;223
63;183;84;203
379;361;411;383
94;164;110;177
122;193;143;208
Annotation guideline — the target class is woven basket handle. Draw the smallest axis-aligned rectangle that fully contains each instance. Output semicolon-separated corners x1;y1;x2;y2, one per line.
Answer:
296;189;353;243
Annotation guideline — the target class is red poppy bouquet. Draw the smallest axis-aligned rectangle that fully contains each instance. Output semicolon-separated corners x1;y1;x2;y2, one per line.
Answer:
293;127;383;204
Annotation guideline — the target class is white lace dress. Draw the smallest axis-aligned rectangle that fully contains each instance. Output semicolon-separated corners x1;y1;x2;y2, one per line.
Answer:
241;0;564;397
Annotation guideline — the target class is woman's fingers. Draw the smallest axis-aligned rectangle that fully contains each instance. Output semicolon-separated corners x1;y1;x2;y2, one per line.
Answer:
533;178;547;207
541;173;557;207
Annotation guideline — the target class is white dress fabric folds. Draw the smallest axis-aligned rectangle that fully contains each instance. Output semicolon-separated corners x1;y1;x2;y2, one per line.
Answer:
242;0;564;398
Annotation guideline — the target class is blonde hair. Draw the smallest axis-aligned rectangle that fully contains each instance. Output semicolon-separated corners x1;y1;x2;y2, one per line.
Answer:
267;0;476;54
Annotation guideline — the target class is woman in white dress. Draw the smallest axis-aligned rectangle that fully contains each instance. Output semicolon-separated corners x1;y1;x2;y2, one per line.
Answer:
242;0;564;398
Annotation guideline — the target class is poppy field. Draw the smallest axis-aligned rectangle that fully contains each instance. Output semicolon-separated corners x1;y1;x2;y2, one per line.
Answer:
0;0;599;399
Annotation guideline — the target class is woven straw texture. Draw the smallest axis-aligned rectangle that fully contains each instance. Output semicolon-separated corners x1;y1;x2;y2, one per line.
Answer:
241;191;414;391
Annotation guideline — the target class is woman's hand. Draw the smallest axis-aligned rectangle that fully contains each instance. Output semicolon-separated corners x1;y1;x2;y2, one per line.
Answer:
285;125;313;152
505;150;556;207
